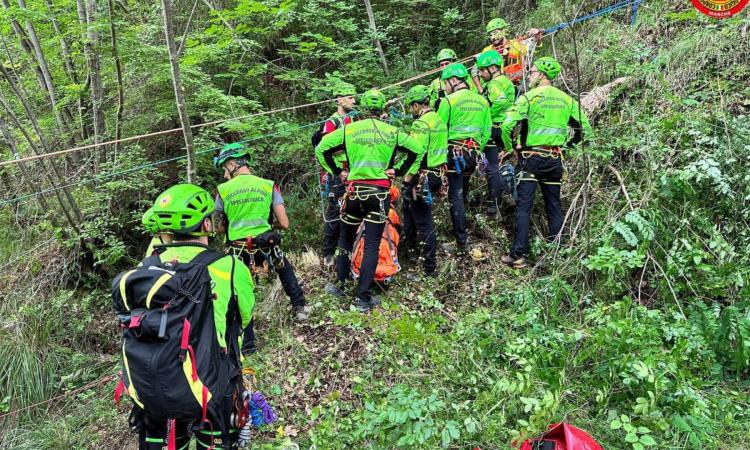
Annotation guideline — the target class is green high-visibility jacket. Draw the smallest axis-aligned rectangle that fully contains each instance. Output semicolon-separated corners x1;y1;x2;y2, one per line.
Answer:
429;77;478;109
484;74;516;125
323;112;349;171
406;110;448;175
501;84;591;152
218;174;274;241
436;88;492;150
147;244;254;350
315;117;423;181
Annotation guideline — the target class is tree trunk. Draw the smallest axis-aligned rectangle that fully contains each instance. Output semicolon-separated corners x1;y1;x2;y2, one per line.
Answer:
0;0;47;91
0;115;57;222
77;0;106;163
161;0;197;183
108;0;125;153
0;94;80;232
362;0;389;76
17;0;75;148
0;64;83;224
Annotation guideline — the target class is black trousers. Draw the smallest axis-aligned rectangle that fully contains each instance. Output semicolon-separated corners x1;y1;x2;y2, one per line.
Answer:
402;172;441;274
335;184;389;301
322;173;346;258
236;248;305;351
511;155;564;258
482;130;504;207
447;143;478;244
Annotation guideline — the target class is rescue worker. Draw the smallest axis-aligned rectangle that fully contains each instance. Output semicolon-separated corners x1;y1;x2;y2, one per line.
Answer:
312;82;357;268
213;143;310;355
436;63;492;253
500;57;591;268
316;89;422;312
473;17;542;90
476;49;516;216
134;184;254;450
401;84;448;277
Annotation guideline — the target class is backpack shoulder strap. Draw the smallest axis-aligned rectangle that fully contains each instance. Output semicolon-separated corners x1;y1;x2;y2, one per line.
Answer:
140;254;161;268
190;249;226;267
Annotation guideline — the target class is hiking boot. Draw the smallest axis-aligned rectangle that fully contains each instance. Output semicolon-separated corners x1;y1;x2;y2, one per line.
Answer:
501;194;516;211
369;295;381;308
406;271;421;282
323;255;334;268
501;254;527;268
324;282;345;298
294;304;312;321
354;297;373;313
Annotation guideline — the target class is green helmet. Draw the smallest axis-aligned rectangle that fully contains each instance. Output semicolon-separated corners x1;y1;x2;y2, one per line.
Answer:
436;48;457;63
214;142;250;168
152;184;215;235
359;89;386;111
534;57;561;80
476;50;504;69
141;207;159;234
333;82;356;97
441;63;469;80
486;18;509;34
405;85;430;105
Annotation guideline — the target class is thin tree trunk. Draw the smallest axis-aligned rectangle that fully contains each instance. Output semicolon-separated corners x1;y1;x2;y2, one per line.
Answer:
0;116;57;221
0;96;80;232
362;0;389;76
77;0;106;163
0;64;83;223
108;0;125;152
0;0;47;91
161;0;197;182
17;0;74;148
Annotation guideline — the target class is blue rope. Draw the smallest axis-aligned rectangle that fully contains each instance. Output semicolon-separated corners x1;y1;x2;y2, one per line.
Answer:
0;119;328;207
543;0;641;35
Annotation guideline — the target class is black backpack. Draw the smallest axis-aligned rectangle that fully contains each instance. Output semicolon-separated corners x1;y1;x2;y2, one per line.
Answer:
112;245;240;425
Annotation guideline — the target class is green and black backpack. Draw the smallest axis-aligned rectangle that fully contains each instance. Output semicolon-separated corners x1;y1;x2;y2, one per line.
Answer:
112;246;240;426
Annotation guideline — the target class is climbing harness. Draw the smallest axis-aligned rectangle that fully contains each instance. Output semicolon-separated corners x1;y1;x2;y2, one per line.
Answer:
229;233;286;273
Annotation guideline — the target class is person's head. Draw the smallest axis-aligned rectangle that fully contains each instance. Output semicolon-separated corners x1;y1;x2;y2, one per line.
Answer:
530;57;561;88
214;142;252;180
333;82;357;112
436;48;457;70
151;184;215;243
440;63;470;94
486;18;510;46
359;89;387;116
404;84;431;116
476;50;504;82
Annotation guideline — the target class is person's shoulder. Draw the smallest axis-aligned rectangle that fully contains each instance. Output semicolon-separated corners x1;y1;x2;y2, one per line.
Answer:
207;253;248;279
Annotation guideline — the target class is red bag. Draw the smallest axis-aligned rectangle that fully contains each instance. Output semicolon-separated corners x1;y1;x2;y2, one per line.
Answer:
351;208;401;283
518;422;603;450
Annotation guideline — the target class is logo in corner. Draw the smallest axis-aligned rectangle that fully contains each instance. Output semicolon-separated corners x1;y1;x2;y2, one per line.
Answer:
691;0;749;18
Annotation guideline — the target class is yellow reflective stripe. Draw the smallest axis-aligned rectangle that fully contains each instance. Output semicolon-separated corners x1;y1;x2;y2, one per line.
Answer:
145;273;172;309
540;181;562;185
182;352;212;407
119;270;136;311
122;343;144;408
208;266;231;281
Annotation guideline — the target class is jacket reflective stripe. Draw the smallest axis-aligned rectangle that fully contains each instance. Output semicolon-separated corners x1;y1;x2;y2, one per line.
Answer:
229;219;268;229
122;343;144;408
350;160;387;169
529;127;567;136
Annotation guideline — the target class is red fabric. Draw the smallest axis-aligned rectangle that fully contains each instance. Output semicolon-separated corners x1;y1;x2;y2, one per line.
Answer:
518;423;603;450
201;386;209;423
180;319;190;351
167;419;176;450
114;377;126;403
323;115;352;134
187;345;198;381
347;179;391;189
129;314;142;328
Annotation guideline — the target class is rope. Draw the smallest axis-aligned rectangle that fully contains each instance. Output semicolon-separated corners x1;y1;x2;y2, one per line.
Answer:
0;1;641;169
0;374;116;420
542;0;641;36
0;118;328;207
